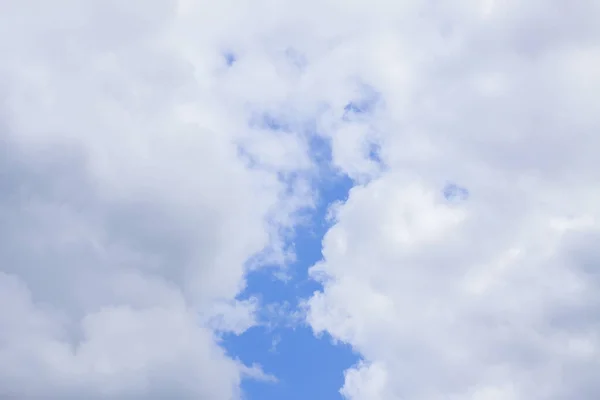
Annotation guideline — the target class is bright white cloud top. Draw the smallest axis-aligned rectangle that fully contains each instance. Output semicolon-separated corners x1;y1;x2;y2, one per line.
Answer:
1;1;599;399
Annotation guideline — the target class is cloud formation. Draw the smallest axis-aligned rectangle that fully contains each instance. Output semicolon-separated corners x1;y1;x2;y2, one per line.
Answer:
1;1;311;398
2;0;600;399
303;1;600;399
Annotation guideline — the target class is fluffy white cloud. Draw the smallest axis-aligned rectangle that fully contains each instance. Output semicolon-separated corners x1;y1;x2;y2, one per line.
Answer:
303;1;600;399
3;0;600;399
0;1;311;398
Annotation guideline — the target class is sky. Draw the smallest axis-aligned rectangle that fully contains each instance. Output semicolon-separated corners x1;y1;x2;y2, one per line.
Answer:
1;1;600;399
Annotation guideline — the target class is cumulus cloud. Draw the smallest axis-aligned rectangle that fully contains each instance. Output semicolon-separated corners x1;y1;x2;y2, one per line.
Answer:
303;1;600;399
0;1;312;398
2;0;600;399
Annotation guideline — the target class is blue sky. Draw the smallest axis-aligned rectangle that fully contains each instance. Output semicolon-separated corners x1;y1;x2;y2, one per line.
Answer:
221;74;364;398
225;123;358;399
224;128;470;400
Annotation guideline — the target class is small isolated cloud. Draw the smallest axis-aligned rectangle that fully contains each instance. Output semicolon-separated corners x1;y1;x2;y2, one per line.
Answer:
240;363;278;384
269;335;282;354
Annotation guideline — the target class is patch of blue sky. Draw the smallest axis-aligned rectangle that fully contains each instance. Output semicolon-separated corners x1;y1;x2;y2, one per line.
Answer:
242;136;353;304
226;326;357;400
224;51;237;66
443;183;469;202
223;120;357;399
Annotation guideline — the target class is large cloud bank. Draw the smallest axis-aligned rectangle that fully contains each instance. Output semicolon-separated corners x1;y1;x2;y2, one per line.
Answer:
1;1;599;399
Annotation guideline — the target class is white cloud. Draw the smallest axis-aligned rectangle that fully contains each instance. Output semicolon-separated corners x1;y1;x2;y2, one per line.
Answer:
0;1;313;398
3;0;600;399
303;1;600;399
